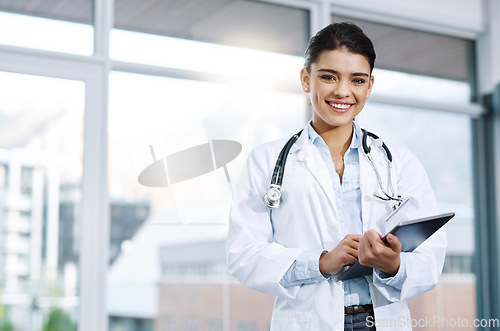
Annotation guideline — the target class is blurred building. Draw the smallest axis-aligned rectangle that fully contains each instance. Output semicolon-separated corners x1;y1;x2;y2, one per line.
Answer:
153;232;475;331
109;202;150;265
0;149;61;290
0;148;66;330
0;148;150;330
102;187;475;331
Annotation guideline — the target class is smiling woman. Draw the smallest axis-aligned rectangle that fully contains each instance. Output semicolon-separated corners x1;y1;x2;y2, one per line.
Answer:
226;22;447;331
300;48;374;180
300;48;373;136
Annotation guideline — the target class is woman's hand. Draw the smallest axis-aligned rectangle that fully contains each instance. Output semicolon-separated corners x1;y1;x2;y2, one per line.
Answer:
358;230;402;276
319;234;362;276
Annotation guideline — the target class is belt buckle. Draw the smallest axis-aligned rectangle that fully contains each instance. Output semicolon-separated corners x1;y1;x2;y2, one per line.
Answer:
353;305;362;314
344;305;365;315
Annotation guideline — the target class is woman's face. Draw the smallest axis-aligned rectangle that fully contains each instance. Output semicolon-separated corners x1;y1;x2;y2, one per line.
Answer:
300;47;374;134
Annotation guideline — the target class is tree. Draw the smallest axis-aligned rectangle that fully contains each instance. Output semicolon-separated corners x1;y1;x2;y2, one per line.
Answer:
0;293;15;331
0;319;14;331
42;307;76;331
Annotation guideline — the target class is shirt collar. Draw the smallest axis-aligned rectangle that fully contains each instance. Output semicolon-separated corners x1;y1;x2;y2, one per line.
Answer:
307;120;362;150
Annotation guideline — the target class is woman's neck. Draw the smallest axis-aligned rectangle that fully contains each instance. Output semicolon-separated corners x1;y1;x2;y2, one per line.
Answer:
312;121;353;156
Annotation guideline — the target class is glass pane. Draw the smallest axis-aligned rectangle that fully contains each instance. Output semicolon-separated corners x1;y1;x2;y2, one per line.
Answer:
372;68;471;105
107;70;306;330
111;30;303;84
357;103;475;330
0;11;93;55
0;71;84;330
114;0;309;56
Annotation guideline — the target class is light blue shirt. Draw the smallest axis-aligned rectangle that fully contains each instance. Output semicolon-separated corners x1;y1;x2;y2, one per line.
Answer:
280;121;405;305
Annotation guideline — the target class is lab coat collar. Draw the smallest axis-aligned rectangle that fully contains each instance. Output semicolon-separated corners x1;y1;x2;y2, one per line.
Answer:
288;122;310;156
290;120;361;157
351;120;363;149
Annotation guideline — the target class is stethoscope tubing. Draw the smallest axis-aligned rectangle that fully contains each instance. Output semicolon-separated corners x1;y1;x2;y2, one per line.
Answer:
264;128;401;209
361;128;398;202
270;130;303;186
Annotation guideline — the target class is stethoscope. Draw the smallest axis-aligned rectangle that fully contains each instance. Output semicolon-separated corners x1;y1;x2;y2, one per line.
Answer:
263;128;402;209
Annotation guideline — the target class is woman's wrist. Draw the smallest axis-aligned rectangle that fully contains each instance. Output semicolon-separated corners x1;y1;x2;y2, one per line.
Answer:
380;256;400;277
319;251;332;276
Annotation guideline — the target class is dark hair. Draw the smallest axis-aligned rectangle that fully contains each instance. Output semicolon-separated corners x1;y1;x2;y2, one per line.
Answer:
304;22;376;73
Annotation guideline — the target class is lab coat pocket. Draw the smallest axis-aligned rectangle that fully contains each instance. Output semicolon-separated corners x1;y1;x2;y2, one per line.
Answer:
270;310;311;331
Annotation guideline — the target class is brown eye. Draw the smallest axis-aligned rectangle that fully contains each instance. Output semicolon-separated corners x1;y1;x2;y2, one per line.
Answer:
321;75;335;81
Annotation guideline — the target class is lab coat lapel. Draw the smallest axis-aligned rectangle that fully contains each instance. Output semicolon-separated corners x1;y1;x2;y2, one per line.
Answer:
290;129;338;218
359;147;392;234
359;148;375;233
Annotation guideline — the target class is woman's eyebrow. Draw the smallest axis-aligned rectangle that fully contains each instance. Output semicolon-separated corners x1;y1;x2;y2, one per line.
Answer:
317;69;369;77
318;69;338;75
352;72;370;77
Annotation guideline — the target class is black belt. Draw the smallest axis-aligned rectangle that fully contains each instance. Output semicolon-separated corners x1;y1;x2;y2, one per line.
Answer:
344;304;373;315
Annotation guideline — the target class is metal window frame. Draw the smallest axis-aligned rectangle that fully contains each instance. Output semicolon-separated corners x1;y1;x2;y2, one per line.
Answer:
473;84;500;330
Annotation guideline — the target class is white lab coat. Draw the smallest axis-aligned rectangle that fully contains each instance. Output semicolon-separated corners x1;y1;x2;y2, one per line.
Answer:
226;122;447;331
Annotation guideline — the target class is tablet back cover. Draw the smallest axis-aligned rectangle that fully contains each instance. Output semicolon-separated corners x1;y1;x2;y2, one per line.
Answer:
337;212;454;281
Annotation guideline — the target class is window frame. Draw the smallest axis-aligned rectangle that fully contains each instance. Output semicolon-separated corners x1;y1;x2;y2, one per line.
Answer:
0;44;109;331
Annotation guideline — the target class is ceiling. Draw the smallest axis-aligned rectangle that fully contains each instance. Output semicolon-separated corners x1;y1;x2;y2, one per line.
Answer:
0;0;309;56
0;0;470;81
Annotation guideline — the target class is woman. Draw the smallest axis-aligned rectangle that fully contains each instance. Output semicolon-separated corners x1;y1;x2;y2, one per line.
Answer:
226;22;446;331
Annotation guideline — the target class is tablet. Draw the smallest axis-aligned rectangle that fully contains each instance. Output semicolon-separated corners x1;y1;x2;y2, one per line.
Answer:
337;212;454;281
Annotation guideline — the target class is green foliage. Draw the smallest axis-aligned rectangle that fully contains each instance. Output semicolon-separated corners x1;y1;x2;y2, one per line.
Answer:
0;301;14;331
42;307;76;331
0;319;14;331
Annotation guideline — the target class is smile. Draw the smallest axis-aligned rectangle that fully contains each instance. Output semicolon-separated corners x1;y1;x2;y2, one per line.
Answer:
326;101;352;112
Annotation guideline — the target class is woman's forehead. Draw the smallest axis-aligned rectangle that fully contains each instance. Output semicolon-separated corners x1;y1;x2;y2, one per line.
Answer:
312;48;371;74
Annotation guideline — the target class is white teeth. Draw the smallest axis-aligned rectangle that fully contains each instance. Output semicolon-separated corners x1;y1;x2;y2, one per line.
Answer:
328;102;351;109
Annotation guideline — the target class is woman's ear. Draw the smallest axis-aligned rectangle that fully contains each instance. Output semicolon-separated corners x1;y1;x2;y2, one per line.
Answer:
367;75;374;98
300;67;310;93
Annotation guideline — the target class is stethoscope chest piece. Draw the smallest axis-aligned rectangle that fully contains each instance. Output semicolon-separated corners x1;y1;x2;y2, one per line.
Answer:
263;185;281;209
262;130;302;209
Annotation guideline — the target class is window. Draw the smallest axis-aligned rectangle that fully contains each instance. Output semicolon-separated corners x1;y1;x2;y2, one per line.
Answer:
107;7;310;329
109;316;153;331
114;0;309;55
0;71;84;330
107;66;305;328
0;9;93;55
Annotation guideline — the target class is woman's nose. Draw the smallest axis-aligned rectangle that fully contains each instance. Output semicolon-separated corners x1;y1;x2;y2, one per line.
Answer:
333;81;350;98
